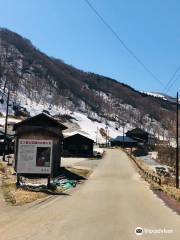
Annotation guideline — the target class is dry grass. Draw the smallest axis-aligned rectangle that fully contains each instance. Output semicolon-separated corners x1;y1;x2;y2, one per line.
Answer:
1;167;48;206
1;180;16;204
133;158;180;202
125;149;180;203
150;182;180;203
1;177;47;206
0;165;88;206
0;162;5;173
13;189;47;205
162;186;180;202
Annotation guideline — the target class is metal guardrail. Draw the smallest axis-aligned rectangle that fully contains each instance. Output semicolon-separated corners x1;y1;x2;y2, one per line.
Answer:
125;150;162;185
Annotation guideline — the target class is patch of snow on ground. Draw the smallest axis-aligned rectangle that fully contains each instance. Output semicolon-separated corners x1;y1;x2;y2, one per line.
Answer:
71;112;128;143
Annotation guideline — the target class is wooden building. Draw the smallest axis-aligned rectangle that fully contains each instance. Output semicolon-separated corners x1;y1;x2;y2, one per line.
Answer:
13;113;67;176
126;128;155;146
110;136;137;148
63;133;94;157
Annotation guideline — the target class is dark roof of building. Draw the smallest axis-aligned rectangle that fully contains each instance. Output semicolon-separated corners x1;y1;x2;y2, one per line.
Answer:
126;128;148;135
64;133;94;142
13;112;67;131
126;128;155;139
111;136;137;143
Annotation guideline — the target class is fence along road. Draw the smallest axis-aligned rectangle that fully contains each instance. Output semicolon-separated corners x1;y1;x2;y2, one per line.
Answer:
0;149;180;240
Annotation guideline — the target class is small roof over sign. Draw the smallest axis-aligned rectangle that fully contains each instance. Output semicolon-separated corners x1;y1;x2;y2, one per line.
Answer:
13;112;67;131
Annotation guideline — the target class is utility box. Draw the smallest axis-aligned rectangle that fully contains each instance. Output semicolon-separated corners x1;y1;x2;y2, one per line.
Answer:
13;113;67;177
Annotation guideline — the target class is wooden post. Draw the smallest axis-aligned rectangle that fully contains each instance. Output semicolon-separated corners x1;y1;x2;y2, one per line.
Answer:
123;125;125;148
16;174;21;188
105;122;108;148
47;175;51;188
3;89;10;162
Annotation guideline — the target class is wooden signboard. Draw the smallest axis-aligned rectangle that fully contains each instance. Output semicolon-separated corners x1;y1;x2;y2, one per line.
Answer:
17;139;53;174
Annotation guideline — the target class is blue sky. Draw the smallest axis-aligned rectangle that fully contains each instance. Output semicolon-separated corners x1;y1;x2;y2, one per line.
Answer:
0;0;180;96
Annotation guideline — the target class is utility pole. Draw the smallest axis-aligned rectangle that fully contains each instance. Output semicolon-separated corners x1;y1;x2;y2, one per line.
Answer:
122;122;126;148
96;127;98;146
105;122;108;148
176;92;179;188
107;129;110;147
123;125;125;148
3;89;10;162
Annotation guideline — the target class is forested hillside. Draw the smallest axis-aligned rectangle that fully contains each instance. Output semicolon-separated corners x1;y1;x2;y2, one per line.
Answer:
0;28;176;139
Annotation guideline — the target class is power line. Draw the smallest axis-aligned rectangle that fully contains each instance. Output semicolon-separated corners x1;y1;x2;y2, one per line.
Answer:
165;73;180;94
163;64;180;93
84;0;163;86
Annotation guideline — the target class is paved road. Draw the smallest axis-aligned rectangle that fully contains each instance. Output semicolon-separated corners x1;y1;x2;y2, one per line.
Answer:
0;149;180;240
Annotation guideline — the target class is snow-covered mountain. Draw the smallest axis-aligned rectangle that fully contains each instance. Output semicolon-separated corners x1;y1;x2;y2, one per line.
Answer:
0;28;177;141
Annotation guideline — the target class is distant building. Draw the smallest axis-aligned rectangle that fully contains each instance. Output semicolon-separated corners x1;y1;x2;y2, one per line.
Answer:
63;133;94;157
126;128;155;146
110;136;137;148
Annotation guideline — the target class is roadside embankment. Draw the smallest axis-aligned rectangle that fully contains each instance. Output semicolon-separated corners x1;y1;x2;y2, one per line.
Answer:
124;148;180;205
